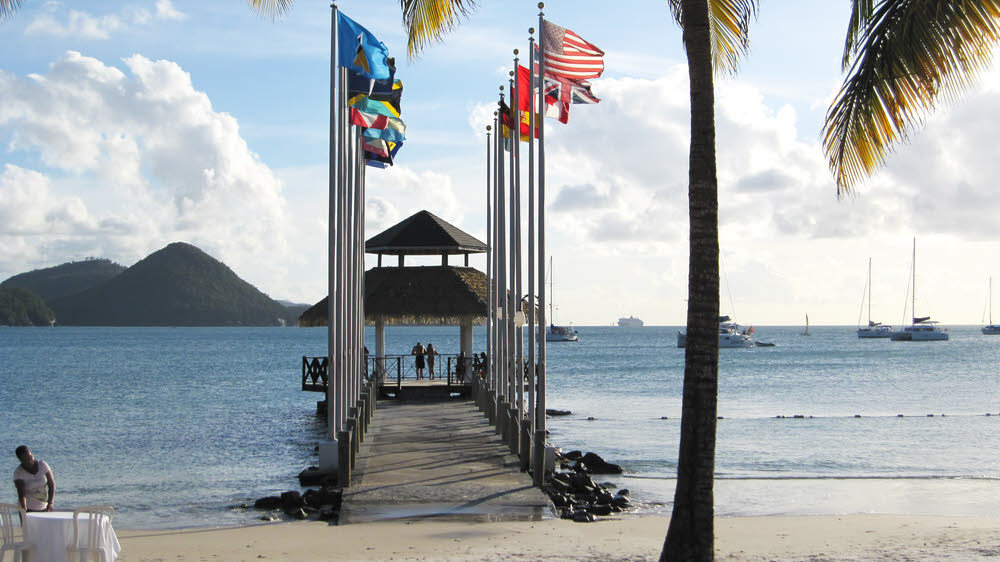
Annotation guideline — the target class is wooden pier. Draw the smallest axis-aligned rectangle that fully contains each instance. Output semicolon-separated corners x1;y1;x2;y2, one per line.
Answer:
339;396;551;523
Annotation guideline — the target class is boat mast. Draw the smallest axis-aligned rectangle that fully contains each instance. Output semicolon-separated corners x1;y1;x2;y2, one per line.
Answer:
549;256;554;327
867;257;872;326
911;237;916;326
990;277;993;325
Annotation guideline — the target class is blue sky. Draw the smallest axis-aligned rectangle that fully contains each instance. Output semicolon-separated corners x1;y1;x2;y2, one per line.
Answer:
3;0;1000;326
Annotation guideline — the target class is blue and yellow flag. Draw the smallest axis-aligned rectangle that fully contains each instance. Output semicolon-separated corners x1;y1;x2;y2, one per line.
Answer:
337;12;392;80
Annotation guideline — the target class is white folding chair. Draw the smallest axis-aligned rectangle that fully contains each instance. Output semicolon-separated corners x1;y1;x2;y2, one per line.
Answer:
67;505;114;562
0;503;33;562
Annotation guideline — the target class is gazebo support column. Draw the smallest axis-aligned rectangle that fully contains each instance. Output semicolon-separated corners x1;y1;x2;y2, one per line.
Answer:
460;316;474;379
375;318;386;383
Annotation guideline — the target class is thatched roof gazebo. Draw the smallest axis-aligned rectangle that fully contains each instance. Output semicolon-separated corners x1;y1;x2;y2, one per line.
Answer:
298;210;490;373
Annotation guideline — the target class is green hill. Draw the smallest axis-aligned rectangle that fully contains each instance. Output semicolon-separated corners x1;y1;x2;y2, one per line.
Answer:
0;258;126;302
0;286;55;326
49;242;293;326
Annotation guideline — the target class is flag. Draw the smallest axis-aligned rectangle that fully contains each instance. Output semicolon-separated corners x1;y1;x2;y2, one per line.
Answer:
363;124;405;145
365;141;402;167
349;90;401;118
499;99;538;145
362;137;391;158
541;20;605;80
337;12;392;80
347;57;396;98
543;73;600;124
349;107;406;140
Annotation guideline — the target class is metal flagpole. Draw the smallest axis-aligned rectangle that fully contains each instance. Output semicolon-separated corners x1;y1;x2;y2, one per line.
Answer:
492;110;501;400
486;124;493;394
496;88;508;418
512;57;524;459
533;2;548;486
526;30;537;463
322;3;340;473
335;65;347;443
506;75;517;438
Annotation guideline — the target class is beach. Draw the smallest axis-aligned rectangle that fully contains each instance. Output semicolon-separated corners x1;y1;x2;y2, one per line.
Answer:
112;514;1000;561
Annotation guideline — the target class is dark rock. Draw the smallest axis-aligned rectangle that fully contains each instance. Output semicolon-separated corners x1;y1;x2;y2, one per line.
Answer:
253;496;282;510
548;479;571;494
259;513;278;522
550;493;569;507
590;504;613;516
298;466;336;487
280;491;306;509
546;409;573;416
562;450;583;461
594;489;614;505
568;473;596;494
285;507;308;520
303;487;342;508
580;452;625;475
318;507;338;522
572;510;596;523
616;488;630;497
612;495;631;508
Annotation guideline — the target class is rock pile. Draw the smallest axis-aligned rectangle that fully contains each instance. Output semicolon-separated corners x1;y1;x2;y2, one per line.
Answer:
543;450;631;522
252;487;342;522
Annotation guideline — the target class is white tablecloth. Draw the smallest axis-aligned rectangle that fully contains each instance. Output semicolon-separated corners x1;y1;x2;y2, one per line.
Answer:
25;511;121;562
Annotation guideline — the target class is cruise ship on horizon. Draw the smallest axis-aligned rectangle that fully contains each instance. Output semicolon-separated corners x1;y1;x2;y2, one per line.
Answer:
617;316;644;327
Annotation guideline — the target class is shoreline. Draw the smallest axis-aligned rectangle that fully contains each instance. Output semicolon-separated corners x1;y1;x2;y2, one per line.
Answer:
113;513;1000;561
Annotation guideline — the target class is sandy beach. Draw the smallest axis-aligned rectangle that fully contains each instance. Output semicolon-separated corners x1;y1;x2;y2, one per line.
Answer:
112;513;1000;561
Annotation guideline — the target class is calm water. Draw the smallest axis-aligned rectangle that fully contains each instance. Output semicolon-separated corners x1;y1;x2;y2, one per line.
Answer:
3;324;1000;528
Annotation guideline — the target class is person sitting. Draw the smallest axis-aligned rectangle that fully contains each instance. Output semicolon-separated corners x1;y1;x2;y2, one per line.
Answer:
455;351;469;382
13;445;55;512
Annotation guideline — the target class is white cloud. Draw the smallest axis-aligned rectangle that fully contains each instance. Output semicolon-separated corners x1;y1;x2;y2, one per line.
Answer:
0;51;292;298
24;0;185;39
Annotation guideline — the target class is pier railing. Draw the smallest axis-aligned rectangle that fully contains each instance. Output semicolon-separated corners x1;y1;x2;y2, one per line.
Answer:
301;354;480;394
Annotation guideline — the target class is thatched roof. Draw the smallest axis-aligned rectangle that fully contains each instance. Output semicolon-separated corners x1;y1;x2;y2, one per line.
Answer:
366;210;486;256
299;266;489;327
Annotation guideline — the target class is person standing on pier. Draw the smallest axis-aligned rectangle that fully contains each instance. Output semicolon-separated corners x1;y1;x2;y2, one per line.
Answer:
425;343;438;380
411;342;426;380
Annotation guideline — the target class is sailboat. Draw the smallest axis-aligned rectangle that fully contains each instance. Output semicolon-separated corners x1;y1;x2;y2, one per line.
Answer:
801;314;810;336
545;257;578;342
890;238;949;341
857;257;893;338
982;277;1000;335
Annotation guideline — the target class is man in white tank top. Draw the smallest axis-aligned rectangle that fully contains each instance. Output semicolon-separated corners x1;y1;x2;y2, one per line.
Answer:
13;445;55;512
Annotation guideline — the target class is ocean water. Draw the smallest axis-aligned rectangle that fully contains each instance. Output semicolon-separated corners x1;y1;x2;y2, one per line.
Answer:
3;324;1000;529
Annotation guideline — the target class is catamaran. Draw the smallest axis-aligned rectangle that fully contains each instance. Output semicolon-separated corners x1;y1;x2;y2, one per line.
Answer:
677;315;754;348
890;238;949;341
857;257;893;338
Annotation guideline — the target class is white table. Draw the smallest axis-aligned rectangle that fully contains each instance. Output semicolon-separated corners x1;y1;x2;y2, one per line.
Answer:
25;511;121;562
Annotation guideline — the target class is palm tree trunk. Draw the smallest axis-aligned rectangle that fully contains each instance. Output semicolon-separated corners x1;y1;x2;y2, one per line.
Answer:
661;0;720;560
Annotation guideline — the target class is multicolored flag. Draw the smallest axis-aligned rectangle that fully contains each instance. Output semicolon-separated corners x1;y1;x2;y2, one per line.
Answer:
541;20;605;81
349;107;406;139
363;124;405;145
347;57;396;98
349;90;401;118
543;74;600;124
337;12;392;79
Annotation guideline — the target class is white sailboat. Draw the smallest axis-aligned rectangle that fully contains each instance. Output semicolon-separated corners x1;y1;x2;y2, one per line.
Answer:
890;238;949;341
545;257;578;342
801;314;810;336
857;257;893;338
982;277;1000;335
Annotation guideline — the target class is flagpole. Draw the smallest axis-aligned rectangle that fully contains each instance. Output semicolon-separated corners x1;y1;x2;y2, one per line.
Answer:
322;2;341;474
526;29;537;470
485;123;493;397
533;2;548;487
512;57;525;461
505;73;517;451
497;87;508;427
491;112;499;398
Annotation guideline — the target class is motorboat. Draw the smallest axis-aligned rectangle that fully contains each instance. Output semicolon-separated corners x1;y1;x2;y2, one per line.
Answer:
890;238;948;342
857;257;893;338
617;316;644;327
546;324;579;342
677;316;754;348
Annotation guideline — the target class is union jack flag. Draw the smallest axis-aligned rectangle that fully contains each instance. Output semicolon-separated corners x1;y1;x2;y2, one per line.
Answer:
543;73;600;124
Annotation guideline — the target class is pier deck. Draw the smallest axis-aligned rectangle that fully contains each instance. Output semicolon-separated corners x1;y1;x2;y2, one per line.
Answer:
339;398;552;524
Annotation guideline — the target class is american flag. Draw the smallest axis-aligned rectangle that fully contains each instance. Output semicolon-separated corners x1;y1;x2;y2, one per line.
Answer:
541;20;605;81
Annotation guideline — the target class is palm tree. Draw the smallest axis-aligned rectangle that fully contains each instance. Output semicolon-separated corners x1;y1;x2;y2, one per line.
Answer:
824;1;1000;196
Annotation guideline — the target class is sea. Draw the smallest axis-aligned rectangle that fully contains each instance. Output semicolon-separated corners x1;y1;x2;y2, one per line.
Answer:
4;324;1000;530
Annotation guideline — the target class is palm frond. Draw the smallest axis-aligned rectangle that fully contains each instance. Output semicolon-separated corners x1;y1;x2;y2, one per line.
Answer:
843;0;877;68
0;0;23;22
668;0;758;76
824;0;1000;196
246;0;294;20
400;0;478;59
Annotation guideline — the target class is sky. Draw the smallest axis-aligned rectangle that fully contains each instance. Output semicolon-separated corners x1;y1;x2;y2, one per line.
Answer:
2;0;1000;327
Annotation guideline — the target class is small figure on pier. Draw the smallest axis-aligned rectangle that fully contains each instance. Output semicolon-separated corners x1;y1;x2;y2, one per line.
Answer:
411;342;426;380
456;351;468;382
426;343;439;380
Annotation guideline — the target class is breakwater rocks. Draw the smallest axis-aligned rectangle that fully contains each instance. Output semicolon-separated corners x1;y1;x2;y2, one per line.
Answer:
252;487;342;522
543;450;631;522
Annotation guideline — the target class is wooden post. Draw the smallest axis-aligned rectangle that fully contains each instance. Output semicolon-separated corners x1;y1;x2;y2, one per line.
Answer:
337;430;351;487
533;430;546;486
519;424;531;471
